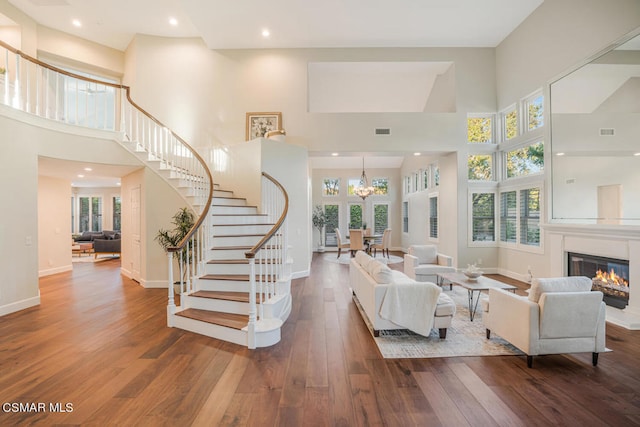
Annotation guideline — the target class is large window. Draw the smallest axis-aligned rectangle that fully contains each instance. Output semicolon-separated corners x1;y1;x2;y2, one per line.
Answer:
113;196;121;231
520;188;541;246
348;203;363;229
372;203;389;235
501;105;518;140
429;195;438;239
79;196;102;232
402;201;408;233
500;191;517;243
467;115;493;143
468;154;493;181
471;192;495;242
322;178;340;196
505;141;544;178
372;178;388;195
526;92;544;131
323;204;339;247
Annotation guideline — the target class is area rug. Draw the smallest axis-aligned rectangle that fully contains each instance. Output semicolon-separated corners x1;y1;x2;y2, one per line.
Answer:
322;252;403;265
362;285;524;359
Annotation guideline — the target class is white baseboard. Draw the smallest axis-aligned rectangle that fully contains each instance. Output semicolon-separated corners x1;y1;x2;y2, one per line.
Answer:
496;268;531;285
292;269;310;279
0;295;40;317
140;279;169;289
38;264;73;277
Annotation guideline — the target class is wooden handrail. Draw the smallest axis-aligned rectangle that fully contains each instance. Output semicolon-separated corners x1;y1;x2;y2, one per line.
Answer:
245;172;289;259
0;39;212;254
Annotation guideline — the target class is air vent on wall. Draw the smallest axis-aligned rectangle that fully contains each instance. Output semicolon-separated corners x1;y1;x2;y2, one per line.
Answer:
375;128;391;135
600;128;615;136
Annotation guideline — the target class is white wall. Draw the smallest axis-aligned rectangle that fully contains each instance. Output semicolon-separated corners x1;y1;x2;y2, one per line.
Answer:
38;175;72;276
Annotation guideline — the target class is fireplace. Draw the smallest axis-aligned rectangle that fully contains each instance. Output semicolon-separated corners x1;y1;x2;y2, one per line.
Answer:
568;252;629;309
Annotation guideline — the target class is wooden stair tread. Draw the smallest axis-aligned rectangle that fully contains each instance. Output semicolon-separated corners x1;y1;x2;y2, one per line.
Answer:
191;290;252;303
176;308;248;330
200;274;277;281
207;259;281;264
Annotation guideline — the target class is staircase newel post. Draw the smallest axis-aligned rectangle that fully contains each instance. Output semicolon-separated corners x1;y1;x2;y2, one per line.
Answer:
167;251;175;326
247;254;257;349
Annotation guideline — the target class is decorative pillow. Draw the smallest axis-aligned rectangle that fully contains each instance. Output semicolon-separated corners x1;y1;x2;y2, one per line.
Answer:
114;232;121;240
370;261;393;284
528;276;592;303
410;245;438;264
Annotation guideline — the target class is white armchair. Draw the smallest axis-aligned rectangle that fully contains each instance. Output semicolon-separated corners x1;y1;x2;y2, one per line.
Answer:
403;245;455;285
483;276;606;368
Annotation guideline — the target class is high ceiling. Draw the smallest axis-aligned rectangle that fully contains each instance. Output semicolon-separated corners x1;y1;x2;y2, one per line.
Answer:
7;0;543;51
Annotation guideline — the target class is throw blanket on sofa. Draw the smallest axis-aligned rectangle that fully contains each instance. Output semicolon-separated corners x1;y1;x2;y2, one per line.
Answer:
379;281;442;337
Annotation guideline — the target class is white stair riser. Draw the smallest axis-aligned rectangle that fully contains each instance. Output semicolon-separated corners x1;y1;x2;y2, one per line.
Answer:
213;197;247;206
212;235;264;246
211;205;258;215
213;224;273;235
205;262;281;275
171;315;248;346
213;190;234;198
210;215;269;225
183;295;248;314
209;248;280;260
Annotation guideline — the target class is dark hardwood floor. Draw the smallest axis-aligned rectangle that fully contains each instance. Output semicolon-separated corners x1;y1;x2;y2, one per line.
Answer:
1;254;639;426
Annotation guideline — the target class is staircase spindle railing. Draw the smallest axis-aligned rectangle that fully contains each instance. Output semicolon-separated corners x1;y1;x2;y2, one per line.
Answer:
245;172;289;349
0;40;213;324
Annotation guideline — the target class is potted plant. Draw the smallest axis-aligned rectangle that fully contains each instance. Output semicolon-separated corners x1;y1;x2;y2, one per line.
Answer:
312;205;327;252
156;207;196;294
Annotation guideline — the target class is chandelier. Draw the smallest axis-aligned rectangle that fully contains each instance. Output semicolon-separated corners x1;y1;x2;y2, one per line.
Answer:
354;157;375;200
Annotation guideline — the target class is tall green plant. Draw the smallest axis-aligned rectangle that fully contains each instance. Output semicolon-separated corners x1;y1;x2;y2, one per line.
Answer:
156;207;196;282
312;205;327;247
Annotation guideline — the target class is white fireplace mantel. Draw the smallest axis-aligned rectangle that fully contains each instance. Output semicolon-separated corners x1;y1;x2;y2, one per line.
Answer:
544;222;640;330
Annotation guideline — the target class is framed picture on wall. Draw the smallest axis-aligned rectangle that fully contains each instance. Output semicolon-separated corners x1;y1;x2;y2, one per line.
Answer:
246;112;282;140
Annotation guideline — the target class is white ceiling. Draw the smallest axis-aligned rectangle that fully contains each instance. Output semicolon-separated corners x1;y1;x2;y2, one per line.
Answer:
38;157;141;188
7;0;543;51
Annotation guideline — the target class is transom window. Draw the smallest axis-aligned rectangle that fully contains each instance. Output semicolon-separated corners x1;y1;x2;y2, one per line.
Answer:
468;154;493;181
322;178;340;196
467;114;494;143
505;141;544;179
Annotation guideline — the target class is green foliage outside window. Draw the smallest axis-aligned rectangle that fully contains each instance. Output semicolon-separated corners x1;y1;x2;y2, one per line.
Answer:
372;178;388;195
467;117;492;143
528;95;544;130
349;204;362;229
506;142;544;178
468;155;492;180
322;178;340;196
505;109;518;140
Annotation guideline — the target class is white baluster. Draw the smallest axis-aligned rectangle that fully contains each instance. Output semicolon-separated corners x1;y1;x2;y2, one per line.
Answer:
248;257;257;349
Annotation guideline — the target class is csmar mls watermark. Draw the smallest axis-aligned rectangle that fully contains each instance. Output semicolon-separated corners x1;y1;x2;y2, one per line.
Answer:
2;402;74;413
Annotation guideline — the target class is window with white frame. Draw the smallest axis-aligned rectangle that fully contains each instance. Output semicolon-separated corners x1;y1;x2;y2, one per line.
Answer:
467;114;494;143
501;105;518;141
113;196;121;231
323;204;339;247
433;163;440;186
402;201;409;233
79;196;102;232
520;188;541;246
322;178;340;196
468;154;493;181
347;179;360;196
471;192;495;242
429;195;438;239
372;178;388;195
505;141;544;179
422;168;429;190
499;191;517;243
372;203;389;235
525;91;544;131
348;203;363;229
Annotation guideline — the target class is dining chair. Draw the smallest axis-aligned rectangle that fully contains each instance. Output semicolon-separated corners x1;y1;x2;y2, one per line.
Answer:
348;229;364;257
335;228;351;258
372;228;391;258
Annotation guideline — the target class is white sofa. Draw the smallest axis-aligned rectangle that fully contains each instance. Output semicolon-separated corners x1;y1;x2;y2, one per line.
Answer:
350;251;456;338
404;245;455;286
482;276;606;368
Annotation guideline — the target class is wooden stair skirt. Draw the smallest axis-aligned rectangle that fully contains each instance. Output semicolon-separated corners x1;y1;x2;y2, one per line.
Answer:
172;308;283;348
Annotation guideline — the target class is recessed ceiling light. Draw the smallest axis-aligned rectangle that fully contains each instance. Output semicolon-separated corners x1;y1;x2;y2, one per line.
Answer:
556;152;565;156
117;182;121;186
331;152;339;156
72;19;81;28
77;174;84;178
169;17;178;26
634;152;640;156
414;152;421;156
262;28;270;38
84;167;92;171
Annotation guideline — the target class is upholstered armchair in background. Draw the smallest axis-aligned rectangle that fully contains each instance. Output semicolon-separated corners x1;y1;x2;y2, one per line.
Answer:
403;244;455;284
483;276;606;368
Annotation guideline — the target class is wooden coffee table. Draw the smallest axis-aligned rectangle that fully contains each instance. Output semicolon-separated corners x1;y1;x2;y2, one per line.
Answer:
437;272;517;321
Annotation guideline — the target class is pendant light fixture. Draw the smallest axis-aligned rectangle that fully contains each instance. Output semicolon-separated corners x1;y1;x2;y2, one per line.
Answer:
354;157;375;200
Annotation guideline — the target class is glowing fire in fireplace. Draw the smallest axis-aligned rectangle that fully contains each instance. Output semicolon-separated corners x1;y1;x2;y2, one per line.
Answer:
593;268;629;296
